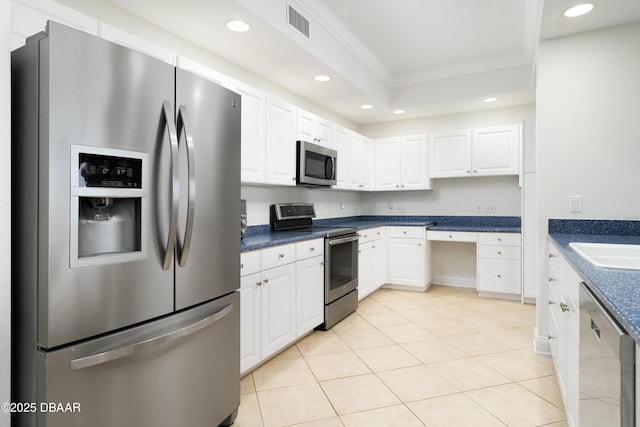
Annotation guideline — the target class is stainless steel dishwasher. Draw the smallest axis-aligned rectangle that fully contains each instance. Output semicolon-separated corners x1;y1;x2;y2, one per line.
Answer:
579;282;635;427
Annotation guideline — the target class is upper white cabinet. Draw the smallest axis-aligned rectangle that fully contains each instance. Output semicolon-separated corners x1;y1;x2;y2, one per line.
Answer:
297;109;331;146
429;125;520;178
332;126;350;190
375;135;431;191
472;125;520;176
11;0;98;50
231;80;267;185
429;130;472;178
348;132;374;191
265;96;297;186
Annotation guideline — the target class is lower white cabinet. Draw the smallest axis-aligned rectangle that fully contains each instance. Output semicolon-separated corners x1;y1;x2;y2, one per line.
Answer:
358;227;386;300
477;232;521;296
240;239;324;374
385;227;431;291
295;256;324;337
547;239;580;427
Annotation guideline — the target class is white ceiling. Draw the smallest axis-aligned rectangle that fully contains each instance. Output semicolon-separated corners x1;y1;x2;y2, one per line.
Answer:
106;0;640;125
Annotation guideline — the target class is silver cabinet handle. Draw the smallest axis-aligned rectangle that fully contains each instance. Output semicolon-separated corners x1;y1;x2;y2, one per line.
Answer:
161;101;179;271
70;304;233;370
240;263;244;269
560;302;570;312
547;334;555;341
548;300;555;305
279;253;284;259
310;247;315;252
497;251;502;255
548;253;556;258
263;279;269;284
256;281;262;286
497;274;502;279
548;278;556;283
176;105;196;267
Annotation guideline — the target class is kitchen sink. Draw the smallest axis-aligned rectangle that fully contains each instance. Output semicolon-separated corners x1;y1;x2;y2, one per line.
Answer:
569;242;640;270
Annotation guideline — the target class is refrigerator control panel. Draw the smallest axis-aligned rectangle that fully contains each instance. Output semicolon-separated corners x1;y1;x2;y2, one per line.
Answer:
79;153;143;188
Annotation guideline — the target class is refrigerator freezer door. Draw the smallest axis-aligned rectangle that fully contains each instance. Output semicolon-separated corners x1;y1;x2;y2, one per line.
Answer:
15;22;176;348
22;292;240;427
174;68;241;309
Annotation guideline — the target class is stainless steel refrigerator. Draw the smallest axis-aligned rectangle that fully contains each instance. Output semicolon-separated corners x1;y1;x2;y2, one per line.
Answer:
11;22;241;426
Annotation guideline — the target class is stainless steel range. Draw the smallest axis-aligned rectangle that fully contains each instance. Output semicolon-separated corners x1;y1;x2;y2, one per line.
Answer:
270;203;359;329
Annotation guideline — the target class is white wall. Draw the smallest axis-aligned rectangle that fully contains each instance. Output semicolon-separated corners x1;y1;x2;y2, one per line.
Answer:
1;0;11;424
535;21;640;346
242;185;361;225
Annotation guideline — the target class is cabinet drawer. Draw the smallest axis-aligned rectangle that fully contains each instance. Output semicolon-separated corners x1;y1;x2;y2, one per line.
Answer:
240;250;261;276
387;226;424;239
478;258;521;294
478;245;521;260
358;227;385;244
296;238;324;261
261;243;296;270
427;230;477;242
478;232;521;246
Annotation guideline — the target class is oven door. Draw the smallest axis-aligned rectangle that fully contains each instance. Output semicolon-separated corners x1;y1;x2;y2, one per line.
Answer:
297;141;337;186
325;234;359;303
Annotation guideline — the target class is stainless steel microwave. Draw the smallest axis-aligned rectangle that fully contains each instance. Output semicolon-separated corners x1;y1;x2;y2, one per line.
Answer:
296;140;337;186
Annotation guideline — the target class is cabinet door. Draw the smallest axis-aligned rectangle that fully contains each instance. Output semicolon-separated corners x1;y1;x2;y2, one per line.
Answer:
429;130;472;178
375;138;401;190
11;0;98;50
296;257;324;336
358;241;375;300
472;125;519;176
265;96;296;186
260;264;296;358
332;126;350;189
231;80;266;184
400;135;430;190
477;258;521;294
297;109;315;142
240;273;262;373
352;135;373;191
387;238;424;287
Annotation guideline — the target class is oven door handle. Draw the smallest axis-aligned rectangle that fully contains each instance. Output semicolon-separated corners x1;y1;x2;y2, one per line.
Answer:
328;235;360;246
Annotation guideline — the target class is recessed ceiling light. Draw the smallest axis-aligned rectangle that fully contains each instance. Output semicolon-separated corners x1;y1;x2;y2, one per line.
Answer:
360;104;373;110
226;20;251;32
393;109;405;114
483;97;498;103
563;3;595;18
314;75;331;82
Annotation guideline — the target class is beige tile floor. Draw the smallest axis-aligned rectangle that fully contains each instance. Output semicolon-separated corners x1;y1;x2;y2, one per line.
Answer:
235;285;567;427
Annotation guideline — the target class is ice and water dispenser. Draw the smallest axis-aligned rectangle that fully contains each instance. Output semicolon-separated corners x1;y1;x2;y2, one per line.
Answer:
70;145;148;268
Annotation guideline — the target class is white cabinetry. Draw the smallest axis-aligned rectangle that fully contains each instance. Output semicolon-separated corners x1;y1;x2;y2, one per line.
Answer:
547;240;580;427
358;227;386;300
232;79;296;186
429;125;520;178
11;0;98;50
231;80;267;185
265;96;297;186
385;227;430;291
348;133;374;191
295;239;324;337
239;239;324;374
332;126;350;190
375;135;430;191
477;233;521;296
472;125;520;176
297;109;331;146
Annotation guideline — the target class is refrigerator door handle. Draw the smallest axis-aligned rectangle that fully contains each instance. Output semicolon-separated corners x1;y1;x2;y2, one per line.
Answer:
176;105;196;267
161;100;180;271
70;303;234;370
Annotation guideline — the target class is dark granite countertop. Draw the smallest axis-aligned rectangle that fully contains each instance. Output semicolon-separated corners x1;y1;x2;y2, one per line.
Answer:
548;219;640;342
241;215;521;252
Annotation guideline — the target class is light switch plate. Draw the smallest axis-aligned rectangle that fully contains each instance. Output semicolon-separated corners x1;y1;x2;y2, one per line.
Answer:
569;195;582;212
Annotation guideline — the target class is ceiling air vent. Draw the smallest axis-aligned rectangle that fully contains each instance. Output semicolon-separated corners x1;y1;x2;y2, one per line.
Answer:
288;5;310;38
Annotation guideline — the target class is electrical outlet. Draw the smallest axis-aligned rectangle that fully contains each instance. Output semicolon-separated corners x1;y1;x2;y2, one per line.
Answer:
475;203;483;213
388;201;395;211
569;195;582;213
396;204;405;213
485;204;496;213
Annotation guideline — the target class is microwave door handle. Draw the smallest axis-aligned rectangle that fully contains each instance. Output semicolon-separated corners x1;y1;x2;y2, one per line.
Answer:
176;105;196;267
161;101;179;271
325;156;335;180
